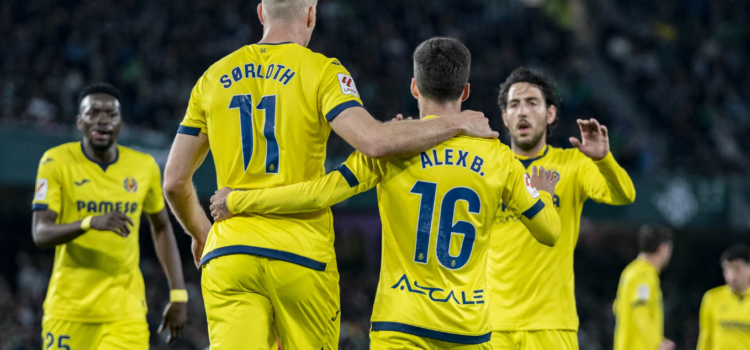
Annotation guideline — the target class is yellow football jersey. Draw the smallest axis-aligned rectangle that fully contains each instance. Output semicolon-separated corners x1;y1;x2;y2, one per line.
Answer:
179;42;364;271
489;145;635;331
31;142;165;322
225;119;560;343
697;285;750;350
613;258;664;350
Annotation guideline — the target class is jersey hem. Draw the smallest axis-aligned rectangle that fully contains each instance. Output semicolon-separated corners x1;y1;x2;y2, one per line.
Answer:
325;100;363;122
371;321;491;344
177;125;202;136
491;320;579;332
43;309;146;324
200;245;327;271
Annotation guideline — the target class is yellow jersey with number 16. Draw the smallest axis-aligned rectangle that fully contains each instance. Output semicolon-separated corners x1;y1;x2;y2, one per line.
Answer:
31;142;165;322
180;42;364;271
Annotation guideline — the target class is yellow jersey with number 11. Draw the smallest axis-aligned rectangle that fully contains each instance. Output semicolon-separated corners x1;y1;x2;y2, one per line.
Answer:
179;42;364;271
31;142;165;322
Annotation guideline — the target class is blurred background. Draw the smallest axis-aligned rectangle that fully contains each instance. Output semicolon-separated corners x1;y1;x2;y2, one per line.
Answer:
1;0;749;349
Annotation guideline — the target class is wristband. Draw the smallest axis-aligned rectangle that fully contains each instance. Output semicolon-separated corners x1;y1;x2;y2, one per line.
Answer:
80;215;94;231
170;289;189;303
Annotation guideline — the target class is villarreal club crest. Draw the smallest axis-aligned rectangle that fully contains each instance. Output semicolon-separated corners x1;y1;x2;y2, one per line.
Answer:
123;177;138;193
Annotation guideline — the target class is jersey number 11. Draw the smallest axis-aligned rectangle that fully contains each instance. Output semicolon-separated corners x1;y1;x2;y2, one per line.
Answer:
228;94;279;174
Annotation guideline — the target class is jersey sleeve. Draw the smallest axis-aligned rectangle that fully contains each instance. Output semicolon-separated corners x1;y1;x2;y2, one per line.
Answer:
317;59;365;122
31;151;63;214
578;152;636;205
228;151;382;214
696;291;714;350
178;71;208;136
142;157;166;214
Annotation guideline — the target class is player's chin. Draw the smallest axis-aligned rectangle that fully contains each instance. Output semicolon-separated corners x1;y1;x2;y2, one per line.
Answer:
90;139;114;151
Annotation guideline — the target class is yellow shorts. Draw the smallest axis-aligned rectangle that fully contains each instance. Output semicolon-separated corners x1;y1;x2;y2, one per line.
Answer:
371;330;492;350
489;330;578;350
41;315;148;350
202;254;340;350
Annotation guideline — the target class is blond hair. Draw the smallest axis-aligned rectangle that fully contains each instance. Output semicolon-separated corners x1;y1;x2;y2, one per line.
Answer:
262;0;317;22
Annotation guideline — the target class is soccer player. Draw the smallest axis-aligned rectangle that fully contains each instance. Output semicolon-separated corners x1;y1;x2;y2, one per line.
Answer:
613;225;675;350
31;83;187;349
209;37;562;348
162;1;497;349
489;67;636;349
697;244;750;350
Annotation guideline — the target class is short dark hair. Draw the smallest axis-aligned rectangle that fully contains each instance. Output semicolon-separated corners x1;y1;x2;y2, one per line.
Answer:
721;244;750;264
638;224;674;253
78;83;122;106
497;67;561;133
413;37;471;103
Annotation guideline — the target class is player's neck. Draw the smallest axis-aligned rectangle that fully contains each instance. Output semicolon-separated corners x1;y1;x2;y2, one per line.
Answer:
82;140;118;164
731;283;750;297
638;253;663;273
511;139;547;159
258;24;309;47
418;99;461;120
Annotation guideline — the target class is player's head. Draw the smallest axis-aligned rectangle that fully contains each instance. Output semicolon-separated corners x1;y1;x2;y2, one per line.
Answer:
720;244;750;294
258;0;318;46
76;83;123;152
638;224;674;270
498;67;560;151
410;37;471;108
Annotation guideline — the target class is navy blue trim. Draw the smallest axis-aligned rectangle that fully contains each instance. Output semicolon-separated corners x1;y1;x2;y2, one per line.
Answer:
371;322;491;344
335;164;359;187
256;42;294;45
325;101;363;122
517;145;550;168
31;203;49;211
199;245;327;271
177;125;201;136
80;142;119;172
522;199;545;219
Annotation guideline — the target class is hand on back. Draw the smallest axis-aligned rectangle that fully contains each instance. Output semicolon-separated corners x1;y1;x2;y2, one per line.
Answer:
90;211;134;237
529;166;558;197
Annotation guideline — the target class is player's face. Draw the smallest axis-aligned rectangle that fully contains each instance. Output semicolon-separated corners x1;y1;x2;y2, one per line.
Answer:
502;83;554;151
722;259;750;293
77;94;122;152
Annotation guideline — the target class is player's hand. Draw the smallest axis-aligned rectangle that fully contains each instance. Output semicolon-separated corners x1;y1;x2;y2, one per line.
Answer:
569;118;609;161
90;211;134;237
389;114;414;122
453;110;499;139
659;338;676;350
158;301;187;344
191;237;205;268
529;166;558;196
209;187;234;222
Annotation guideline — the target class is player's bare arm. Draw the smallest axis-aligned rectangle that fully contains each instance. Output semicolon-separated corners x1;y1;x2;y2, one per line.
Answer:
32;209;134;248
569;118;609;161
147;208;188;343
163;132;212;268
330;107;498;158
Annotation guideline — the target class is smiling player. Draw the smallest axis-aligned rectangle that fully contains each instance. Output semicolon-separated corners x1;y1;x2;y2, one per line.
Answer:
31;83;187;349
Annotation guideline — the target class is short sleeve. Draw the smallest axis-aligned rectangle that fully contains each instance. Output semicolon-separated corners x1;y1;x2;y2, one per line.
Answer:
142;158;166;214
337;151;383;190
318;59;365;122
32;151;63;214
178;72;208;136
501;155;545;220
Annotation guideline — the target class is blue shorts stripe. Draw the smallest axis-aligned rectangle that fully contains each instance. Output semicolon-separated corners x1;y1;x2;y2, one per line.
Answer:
522;199;545;219
199;245;327;271
335;164;359;187
177;125;202;136
325;101;363;122
371;322;491;344
31;203;49;211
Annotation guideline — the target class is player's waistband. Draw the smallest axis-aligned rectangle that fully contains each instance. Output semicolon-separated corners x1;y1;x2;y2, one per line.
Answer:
371;321;491;344
199;245;327;271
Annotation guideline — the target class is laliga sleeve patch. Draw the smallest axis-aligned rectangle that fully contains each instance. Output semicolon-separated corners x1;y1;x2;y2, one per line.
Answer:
636;283;650;301
523;173;540;199
337;73;359;97
35;178;48;200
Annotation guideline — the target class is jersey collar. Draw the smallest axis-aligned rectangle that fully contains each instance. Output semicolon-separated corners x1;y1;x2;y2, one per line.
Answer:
80;142;119;172
515;145;550;169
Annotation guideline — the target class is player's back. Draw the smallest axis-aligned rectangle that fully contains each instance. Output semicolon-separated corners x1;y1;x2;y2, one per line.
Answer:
180;43;364;269
365;124;543;342
613;258;663;350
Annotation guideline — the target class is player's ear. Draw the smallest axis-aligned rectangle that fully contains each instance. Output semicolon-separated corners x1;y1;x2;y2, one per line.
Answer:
501;109;509;129
257;3;265;25
306;5;316;29
410;78;420;99
460;83;470;102
76;115;84;131
546;104;557;126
